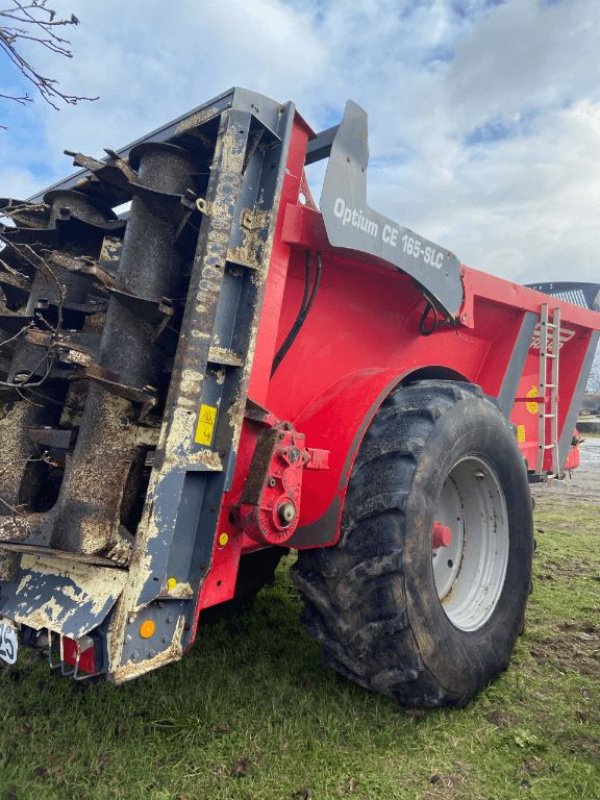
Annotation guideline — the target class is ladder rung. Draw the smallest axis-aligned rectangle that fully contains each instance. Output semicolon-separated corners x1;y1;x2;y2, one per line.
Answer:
544;414;556;419
543;444;556;450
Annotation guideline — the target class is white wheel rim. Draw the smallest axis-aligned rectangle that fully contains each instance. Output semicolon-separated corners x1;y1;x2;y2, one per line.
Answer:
432;456;509;632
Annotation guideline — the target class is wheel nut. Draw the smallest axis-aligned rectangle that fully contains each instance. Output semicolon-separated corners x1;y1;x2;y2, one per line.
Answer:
278;501;296;525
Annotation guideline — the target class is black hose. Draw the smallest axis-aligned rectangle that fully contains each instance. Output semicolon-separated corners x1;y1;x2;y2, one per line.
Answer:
419;300;439;336
271;251;322;376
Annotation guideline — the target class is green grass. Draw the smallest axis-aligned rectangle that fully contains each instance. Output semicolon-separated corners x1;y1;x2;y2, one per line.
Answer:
1;496;599;800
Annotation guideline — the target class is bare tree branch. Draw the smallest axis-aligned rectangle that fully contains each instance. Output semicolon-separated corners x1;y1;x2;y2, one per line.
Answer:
0;0;97;121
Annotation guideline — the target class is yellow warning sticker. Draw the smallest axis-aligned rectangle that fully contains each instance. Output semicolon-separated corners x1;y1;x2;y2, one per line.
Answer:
517;424;526;444
195;404;217;446
526;386;539;415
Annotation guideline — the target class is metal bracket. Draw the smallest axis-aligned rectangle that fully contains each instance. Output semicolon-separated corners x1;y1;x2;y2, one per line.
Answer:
195;197;213;216
238;422;330;546
241;208;270;231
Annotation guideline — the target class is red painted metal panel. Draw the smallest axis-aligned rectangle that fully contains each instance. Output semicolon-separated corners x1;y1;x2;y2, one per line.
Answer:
195;150;600;618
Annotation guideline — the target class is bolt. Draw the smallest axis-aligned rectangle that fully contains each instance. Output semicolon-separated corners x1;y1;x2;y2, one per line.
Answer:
289;447;300;463
268;477;277;487
278;501;296;525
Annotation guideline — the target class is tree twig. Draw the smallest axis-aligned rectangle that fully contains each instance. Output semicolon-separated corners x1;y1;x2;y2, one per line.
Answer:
0;0;97;115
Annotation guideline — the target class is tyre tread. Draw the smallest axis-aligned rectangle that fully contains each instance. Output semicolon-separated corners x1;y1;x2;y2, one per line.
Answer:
293;379;527;707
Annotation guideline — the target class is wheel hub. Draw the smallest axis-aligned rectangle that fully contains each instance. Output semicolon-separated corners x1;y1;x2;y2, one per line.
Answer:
432;456;509;632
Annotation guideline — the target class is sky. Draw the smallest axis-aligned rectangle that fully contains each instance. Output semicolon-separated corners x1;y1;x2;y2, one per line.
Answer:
1;0;600;289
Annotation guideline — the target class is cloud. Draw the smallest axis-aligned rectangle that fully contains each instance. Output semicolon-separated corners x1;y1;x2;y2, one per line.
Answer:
447;0;600;130
1;0;600;287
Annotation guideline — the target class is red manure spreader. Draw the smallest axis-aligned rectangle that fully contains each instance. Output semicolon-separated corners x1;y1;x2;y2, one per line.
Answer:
1;88;599;706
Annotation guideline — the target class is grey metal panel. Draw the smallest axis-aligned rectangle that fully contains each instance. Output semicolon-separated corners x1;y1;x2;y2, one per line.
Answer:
1;555;126;639
558;330;600;469
526;281;600;312
320;100;464;318
497;311;537;417
26;87;285;203
305;125;339;165
104;98;299;679
125;101;296;603
119;600;187;665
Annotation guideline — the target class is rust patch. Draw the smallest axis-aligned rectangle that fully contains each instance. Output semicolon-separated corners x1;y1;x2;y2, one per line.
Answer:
175;108;220;135
208;346;243;367
48;250;127;294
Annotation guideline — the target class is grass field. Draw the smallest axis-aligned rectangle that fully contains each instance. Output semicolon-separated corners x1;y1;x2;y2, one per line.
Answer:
1;448;599;800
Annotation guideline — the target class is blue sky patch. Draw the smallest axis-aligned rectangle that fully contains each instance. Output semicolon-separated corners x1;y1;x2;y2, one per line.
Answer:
464;108;540;147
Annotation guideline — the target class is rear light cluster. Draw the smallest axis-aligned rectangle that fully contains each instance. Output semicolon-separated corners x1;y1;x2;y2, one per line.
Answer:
62;635;98;675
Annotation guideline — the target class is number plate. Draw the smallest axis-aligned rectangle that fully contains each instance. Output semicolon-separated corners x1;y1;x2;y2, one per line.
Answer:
0;620;18;665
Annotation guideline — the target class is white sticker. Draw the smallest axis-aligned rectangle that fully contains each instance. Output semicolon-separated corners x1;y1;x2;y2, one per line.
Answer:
0;621;18;665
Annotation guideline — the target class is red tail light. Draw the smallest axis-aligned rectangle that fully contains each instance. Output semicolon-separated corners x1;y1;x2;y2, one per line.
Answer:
62;635;97;674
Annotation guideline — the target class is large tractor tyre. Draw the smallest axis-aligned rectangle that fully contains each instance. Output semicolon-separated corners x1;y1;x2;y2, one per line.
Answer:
293;380;533;707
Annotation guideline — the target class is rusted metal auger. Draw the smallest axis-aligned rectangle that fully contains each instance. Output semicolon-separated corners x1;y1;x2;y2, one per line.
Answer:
0;190;119;577
0;142;200;567
50;143;197;560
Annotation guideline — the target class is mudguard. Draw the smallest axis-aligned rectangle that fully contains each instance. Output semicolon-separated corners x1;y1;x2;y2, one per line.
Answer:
1;556;126;640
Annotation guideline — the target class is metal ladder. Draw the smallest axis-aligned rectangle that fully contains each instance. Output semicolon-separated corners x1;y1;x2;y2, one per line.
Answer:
536;303;561;477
